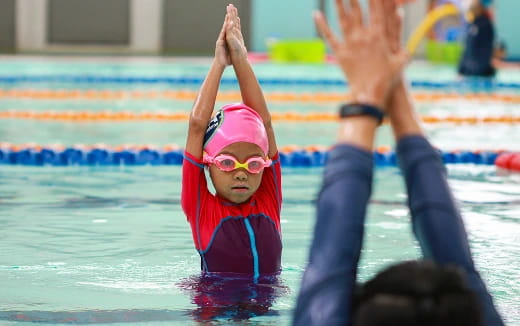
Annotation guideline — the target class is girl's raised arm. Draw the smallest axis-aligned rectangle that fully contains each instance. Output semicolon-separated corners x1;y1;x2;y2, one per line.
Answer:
185;12;231;158
225;4;278;158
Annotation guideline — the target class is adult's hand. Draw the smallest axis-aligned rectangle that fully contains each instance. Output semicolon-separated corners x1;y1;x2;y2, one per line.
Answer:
314;0;408;109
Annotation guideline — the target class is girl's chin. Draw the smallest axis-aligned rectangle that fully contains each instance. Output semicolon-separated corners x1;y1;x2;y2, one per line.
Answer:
227;193;252;204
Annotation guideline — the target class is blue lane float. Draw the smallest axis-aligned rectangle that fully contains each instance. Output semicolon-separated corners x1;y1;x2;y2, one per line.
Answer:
0;75;519;90
0;147;500;167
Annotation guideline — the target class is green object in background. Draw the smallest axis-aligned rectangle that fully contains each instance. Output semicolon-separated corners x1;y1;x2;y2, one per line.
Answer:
426;40;463;64
267;39;326;63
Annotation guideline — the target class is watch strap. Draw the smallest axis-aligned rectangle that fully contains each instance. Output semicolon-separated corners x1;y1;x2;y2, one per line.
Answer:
338;103;385;125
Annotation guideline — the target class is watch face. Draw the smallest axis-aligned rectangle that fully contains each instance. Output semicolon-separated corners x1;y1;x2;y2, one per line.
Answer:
349;105;364;114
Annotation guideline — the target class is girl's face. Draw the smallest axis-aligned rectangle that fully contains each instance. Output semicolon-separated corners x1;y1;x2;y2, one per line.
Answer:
208;142;266;204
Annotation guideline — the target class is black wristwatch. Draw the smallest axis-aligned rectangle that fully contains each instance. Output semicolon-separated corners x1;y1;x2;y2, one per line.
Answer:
338;103;385;125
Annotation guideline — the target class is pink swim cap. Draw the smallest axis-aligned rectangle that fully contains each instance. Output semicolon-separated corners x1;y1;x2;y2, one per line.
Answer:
203;103;269;158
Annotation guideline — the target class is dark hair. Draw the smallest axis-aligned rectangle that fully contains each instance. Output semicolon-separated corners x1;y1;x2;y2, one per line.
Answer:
352;260;483;326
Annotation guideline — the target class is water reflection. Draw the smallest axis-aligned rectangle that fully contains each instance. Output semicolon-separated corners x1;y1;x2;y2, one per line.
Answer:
0;273;291;324
179;273;290;323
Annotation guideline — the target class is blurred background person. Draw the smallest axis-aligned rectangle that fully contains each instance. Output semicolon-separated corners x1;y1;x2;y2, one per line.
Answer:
457;0;496;77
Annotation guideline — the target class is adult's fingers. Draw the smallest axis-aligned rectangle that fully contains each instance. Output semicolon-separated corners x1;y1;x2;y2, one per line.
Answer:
383;0;393;40
383;0;402;51
314;11;340;53
393;4;404;51
369;0;384;33
348;0;363;28
335;0;353;37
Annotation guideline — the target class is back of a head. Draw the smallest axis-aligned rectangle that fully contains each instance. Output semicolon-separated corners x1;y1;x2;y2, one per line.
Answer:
352;260;483;326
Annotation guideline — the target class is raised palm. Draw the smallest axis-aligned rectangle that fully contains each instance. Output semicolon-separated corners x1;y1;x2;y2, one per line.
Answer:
225;4;248;61
215;36;231;67
215;9;231;67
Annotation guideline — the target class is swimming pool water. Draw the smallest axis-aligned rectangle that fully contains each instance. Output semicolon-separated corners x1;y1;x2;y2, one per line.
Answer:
0;57;519;325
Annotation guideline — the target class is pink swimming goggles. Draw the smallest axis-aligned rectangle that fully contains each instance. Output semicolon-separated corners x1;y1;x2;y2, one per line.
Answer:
204;154;272;174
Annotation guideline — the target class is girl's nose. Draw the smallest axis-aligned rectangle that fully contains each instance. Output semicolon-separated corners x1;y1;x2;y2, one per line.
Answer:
234;169;248;180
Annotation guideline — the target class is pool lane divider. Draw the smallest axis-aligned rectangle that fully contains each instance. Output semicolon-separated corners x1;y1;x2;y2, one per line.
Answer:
495;153;520;172
1;111;520;124
1;90;520;103
1;75;519;89
0;144;506;167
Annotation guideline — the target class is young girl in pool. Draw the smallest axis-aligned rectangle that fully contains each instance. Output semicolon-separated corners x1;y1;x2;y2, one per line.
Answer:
181;4;282;277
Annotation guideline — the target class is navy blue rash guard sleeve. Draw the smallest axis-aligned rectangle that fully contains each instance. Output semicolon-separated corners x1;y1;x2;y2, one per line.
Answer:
293;144;373;326
397;135;504;326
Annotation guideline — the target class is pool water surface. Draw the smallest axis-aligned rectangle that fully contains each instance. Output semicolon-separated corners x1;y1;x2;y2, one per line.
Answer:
0;57;519;325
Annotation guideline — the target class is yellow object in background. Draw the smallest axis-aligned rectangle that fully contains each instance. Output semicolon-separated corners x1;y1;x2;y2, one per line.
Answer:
267;39;326;63
425;40;463;64
406;3;461;55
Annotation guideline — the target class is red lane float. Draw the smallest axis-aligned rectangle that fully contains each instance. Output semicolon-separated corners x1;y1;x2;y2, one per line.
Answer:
495;152;520;171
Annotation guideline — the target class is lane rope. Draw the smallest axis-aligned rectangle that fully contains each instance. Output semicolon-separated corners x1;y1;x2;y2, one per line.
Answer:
495;153;520;172
1;110;519;124
1;89;520;103
1;75;519;89
0;143;506;167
